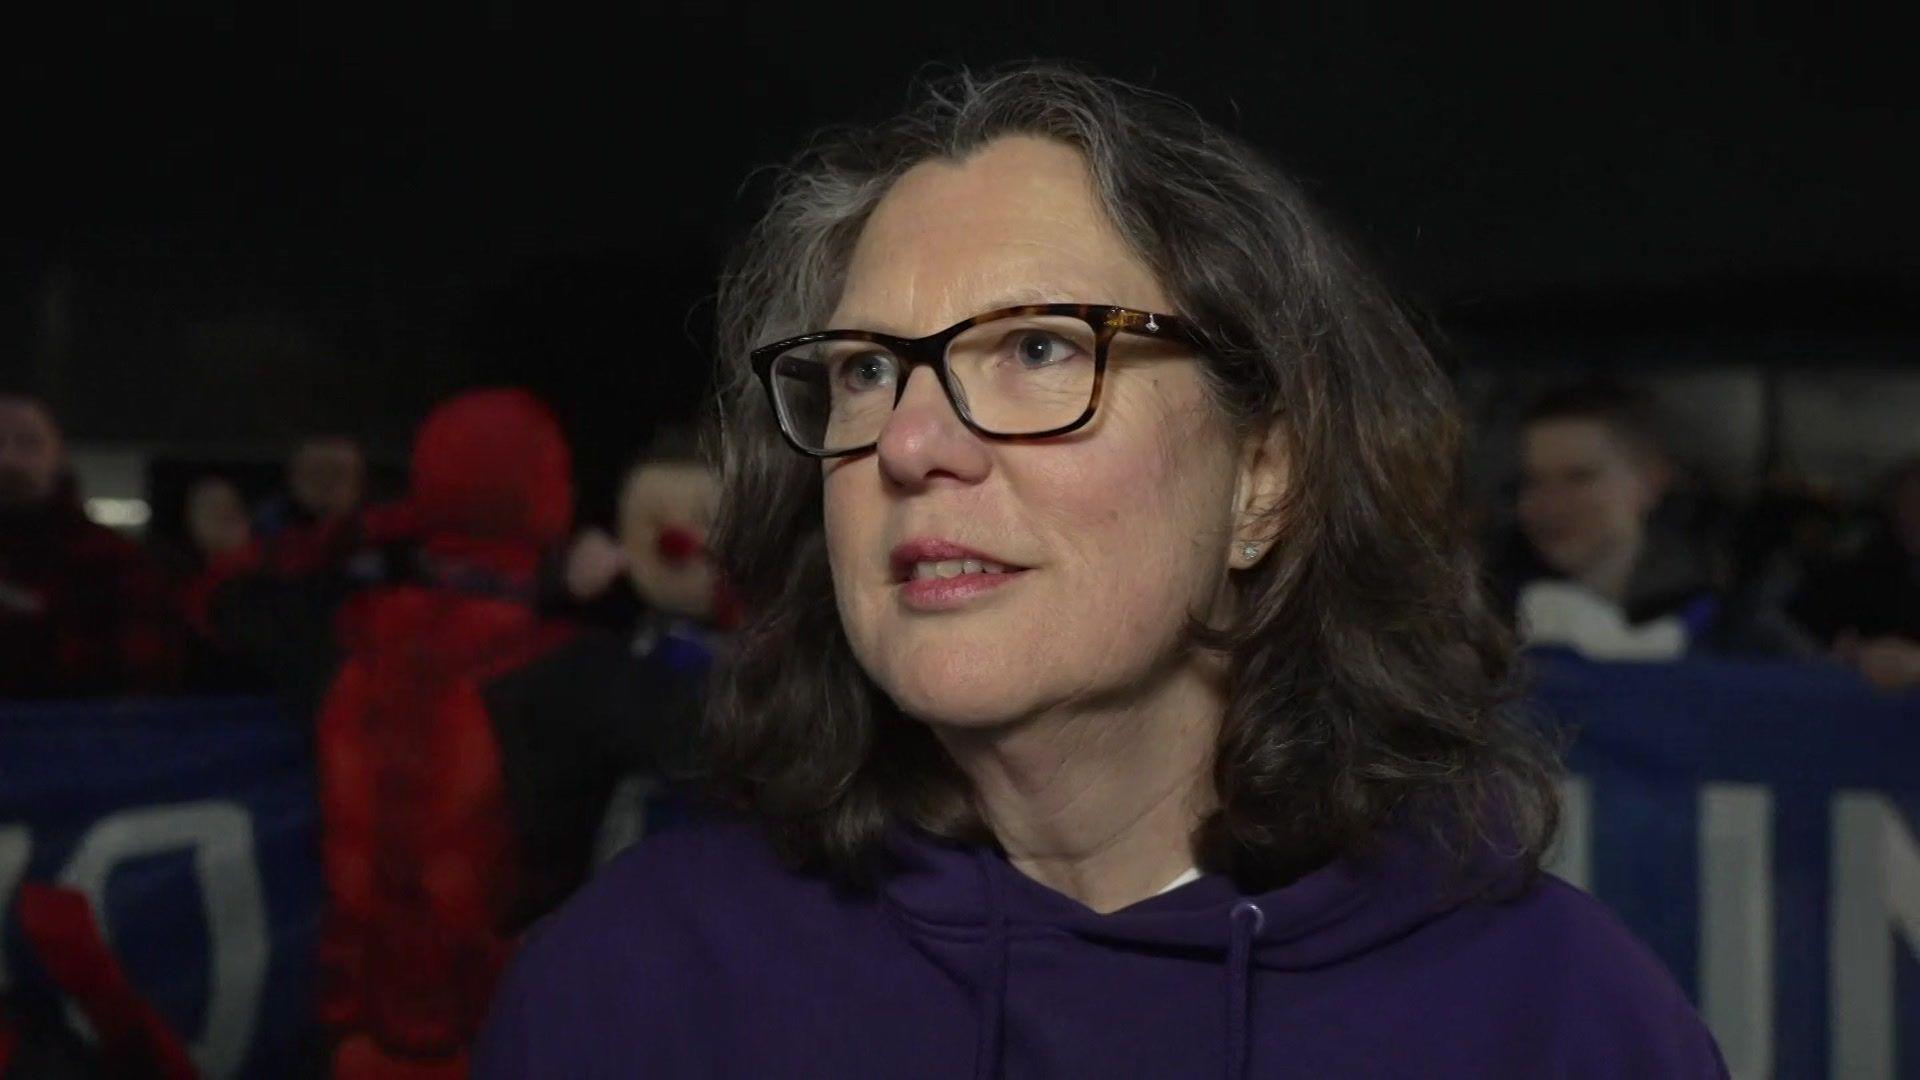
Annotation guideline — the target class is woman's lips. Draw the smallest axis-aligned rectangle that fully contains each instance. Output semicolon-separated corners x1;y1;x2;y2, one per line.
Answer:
896;567;1028;610
889;537;1025;581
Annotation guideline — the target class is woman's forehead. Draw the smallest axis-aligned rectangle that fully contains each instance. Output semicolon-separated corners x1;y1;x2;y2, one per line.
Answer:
831;137;1166;332
828;272;1135;335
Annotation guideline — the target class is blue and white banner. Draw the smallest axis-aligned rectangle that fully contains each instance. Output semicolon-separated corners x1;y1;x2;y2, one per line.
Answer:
1534;652;1920;1080
0;698;321;1078
1;659;1914;1078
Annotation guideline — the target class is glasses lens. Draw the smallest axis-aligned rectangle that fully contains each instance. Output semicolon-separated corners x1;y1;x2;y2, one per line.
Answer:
947;314;1098;435
769;339;901;453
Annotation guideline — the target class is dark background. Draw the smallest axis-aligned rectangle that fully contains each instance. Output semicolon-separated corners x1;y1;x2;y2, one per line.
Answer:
8;7;1915;519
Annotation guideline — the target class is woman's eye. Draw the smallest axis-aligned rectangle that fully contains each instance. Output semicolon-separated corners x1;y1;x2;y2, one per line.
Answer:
1011;331;1077;368
836;353;895;392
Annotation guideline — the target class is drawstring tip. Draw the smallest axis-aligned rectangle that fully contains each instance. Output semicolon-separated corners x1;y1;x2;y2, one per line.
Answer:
1224;901;1264;1080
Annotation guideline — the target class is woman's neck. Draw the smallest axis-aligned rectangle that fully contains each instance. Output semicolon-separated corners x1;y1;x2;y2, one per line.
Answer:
932;659;1222;914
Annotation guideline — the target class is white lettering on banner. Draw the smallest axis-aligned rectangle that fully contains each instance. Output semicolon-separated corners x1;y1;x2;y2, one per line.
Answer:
0;825;29;985
1831;792;1920;1080
58;800;268;1080
1545;776;1593;891
1699;784;1774;1080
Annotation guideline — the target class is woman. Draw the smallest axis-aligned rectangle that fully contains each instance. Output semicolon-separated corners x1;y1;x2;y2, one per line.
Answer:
478;64;1724;1078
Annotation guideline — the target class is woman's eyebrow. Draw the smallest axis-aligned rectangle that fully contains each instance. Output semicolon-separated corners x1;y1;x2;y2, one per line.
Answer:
829;284;1097;336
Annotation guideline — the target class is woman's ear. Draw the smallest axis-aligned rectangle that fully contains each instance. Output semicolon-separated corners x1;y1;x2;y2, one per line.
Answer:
1230;418;1289;568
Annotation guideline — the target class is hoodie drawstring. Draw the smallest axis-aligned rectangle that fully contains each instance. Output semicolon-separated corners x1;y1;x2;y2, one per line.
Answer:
1225;900;1264;1080
974;851;1009;1080
964;857;1262;1079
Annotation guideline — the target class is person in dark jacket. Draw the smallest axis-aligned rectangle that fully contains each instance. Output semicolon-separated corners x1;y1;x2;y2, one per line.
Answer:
488;439;735;930
1499;381;1808;660
0;391;183;699
1791;457;1920;690
253;434;366;542
162;473;273;693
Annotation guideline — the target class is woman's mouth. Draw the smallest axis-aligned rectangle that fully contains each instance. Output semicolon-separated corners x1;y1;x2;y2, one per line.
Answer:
907;557;1009;579
897;564;1027;610
888;537;1031;610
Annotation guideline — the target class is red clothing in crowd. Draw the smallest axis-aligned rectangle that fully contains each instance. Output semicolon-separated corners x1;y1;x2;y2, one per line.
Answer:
315;389;578;1078
0;491;183;699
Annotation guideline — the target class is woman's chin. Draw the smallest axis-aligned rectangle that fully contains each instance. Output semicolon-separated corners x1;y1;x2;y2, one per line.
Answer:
886;677;1038;733
859;639;1024;720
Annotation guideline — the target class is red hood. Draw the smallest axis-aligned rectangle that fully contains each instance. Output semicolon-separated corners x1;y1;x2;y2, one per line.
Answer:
406;389;573;568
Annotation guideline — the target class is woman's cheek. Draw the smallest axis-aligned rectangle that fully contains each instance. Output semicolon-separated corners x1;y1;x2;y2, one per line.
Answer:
822;485;879;638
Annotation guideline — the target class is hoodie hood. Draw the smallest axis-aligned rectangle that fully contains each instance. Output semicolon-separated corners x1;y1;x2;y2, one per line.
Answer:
882;825;1520;1080
476;814;1728;1079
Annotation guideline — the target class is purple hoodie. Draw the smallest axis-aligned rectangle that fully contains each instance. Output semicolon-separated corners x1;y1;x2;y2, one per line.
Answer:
476;820;1726;1078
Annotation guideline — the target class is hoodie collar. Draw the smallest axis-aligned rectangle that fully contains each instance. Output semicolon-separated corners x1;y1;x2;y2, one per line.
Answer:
881;824;1514;970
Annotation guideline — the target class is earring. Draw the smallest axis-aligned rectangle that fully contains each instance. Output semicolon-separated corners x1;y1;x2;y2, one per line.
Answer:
1240;541;1260;561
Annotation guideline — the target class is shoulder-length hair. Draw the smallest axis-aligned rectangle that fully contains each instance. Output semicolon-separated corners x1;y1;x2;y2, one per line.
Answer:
703;61;1558;890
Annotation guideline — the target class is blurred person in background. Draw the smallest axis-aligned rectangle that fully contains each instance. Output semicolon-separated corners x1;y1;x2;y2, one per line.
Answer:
0;390;183;699
185;474;254;561
256;433;366;540
315;388;581;1079
1499;381;1805;660
201;439;387;706
485;431;736;933
168;473;268;691
311;389;732;1075
563;425;737;640
613;449;719;617
200;435;372;696
1791;456;1920;690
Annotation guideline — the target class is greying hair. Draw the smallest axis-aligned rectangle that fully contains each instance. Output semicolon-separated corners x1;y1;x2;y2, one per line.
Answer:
705;61;1559;889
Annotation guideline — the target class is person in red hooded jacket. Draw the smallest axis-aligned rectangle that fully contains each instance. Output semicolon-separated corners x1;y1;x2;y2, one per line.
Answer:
314;388;581;1079
195;388;719;1074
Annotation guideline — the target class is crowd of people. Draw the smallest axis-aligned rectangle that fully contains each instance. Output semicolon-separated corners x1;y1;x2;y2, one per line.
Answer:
1487;380;1920;688
0;388;733;699
1;385;732;1076
1;369;1915;1074
7;377;1915;709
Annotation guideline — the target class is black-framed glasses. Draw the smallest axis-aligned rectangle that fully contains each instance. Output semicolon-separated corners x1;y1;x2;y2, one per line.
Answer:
750;303;1204;458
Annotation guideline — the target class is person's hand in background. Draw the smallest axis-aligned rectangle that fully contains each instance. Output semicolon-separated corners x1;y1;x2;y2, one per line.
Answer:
1834;631;1920;692
564;528;630;602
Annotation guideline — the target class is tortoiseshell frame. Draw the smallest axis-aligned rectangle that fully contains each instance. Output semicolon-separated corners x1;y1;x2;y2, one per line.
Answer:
749;303;1205;458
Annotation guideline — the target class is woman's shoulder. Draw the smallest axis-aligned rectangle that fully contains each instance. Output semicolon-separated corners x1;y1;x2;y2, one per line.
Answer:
1490;873;1682;985
522;817;820;958
474;819;848;1076
1464;873;1728;1074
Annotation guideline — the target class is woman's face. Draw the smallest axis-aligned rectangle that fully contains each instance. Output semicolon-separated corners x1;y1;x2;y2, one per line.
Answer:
822;135;1259;728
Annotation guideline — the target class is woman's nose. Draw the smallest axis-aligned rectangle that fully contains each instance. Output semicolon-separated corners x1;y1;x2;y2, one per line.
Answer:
874;366;992;488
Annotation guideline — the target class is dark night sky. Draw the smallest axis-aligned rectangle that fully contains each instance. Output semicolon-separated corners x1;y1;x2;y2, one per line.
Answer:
7;8;1916;508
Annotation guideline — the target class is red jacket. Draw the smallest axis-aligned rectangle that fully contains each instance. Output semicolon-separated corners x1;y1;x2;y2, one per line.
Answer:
0;490;184;699
315;390;577;1069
